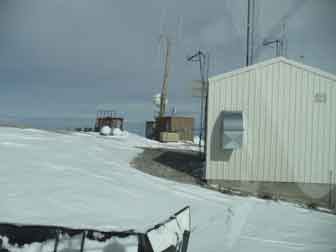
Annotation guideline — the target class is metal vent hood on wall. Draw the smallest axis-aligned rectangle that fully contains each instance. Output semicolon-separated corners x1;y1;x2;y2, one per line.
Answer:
222;111;244;150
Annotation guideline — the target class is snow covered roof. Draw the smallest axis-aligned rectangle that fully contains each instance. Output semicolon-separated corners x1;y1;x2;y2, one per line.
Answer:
209;57;336;83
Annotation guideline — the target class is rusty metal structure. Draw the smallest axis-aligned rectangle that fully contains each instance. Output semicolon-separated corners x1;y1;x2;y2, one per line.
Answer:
94;110;124;132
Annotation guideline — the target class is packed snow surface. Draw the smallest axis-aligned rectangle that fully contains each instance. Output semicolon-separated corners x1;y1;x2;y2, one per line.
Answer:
0;127;336;252
112;128;127;137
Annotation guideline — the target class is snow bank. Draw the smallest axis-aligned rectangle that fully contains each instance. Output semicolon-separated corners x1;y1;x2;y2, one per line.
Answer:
112;128;128;137
0;127;335;252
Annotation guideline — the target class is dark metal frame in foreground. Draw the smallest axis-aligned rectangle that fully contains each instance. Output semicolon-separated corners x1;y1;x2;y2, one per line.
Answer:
0;206;190;252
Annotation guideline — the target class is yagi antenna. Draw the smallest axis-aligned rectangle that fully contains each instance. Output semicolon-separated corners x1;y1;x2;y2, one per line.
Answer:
262;21;287;57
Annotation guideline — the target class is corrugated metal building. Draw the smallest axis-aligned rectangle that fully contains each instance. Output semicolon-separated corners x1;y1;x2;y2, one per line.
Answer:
206;57;336;207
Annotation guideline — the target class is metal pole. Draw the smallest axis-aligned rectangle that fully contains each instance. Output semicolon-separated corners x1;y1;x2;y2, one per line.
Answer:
246;0;251;66
250;0;255;64
53;231;60;252
80;231;86;252
276;40;279;57
199;52;205;155
187;50;209;159
203;53;210;161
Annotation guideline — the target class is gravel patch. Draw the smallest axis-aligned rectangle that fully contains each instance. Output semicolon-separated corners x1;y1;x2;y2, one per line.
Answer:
130;147;204;185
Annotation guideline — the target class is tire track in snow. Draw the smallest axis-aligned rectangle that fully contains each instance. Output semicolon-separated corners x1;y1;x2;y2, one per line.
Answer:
240;235;306;250
170;186;232;204
239;235;336;251
68;167;145;199
0;141;28;148
225;200;255;249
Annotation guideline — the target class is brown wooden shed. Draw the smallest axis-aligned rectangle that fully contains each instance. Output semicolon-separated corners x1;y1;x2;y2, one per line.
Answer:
155;116;194;142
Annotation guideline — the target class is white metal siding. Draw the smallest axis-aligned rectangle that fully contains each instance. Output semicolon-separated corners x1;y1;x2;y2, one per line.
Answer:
206;59;336;184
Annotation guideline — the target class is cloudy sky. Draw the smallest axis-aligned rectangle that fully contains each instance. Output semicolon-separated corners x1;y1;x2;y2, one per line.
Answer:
0;0;335;124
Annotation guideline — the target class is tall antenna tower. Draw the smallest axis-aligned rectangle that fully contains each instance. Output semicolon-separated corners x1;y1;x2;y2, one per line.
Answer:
156;8;182;118
246;0;256;66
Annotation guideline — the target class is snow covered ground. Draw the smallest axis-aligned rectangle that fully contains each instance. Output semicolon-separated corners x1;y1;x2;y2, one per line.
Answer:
0;127;336;252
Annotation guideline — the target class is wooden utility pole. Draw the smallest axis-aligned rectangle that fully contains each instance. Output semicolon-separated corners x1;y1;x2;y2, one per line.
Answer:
159;36;171;118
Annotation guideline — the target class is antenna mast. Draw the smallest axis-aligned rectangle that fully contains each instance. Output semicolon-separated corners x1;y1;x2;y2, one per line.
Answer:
246;0;255;66
187;50;209;158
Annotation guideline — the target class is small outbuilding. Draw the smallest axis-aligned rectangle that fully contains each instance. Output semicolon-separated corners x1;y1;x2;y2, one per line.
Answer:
206;57;336;207
155;116;194;142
